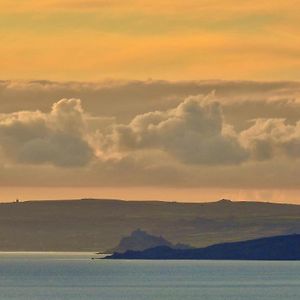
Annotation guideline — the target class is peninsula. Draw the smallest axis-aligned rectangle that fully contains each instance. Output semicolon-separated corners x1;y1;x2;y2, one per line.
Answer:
105;234;300;260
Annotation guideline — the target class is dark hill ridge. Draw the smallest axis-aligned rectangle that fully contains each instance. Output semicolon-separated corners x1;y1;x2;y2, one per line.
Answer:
106;234;300;260
0;198;299;251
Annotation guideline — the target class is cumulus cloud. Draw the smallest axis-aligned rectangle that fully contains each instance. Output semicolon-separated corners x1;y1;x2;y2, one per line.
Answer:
241;118;300;161
103;95;248;165
1;84;300;193
1;92;300;171
0;99;94;167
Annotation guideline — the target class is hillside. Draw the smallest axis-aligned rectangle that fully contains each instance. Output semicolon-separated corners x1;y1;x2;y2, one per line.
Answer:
106;234;300;260
0;198;300;251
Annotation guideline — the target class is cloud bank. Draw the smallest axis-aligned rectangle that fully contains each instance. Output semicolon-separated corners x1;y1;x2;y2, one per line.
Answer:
1;80;300;191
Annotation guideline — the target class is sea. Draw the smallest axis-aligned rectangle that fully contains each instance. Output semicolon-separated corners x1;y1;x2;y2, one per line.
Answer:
0;252;299;300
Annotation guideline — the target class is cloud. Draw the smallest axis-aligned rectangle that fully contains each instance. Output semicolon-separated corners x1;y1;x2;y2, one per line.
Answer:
105;95;248;165
1;81;300;194
1;90;300;170
0;99;94;167
241;118;300;160
1;80;300;126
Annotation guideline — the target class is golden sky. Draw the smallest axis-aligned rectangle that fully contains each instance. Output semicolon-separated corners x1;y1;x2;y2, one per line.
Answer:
1;1;300;204
1;80;300;203
1;0;300;81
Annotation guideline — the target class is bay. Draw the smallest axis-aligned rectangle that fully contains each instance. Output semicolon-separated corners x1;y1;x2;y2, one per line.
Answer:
0;252;299;300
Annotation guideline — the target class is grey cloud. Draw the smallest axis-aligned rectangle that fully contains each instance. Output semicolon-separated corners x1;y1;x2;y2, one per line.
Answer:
0;99;94;167
18;133;94;167
241;118;300;161
1;92;300;171
104;95;249;165
1;80;300;128
2;150;300;190
1;84;300;191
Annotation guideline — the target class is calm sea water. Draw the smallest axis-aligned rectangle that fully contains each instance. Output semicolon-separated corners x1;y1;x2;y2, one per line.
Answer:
0;252;299;300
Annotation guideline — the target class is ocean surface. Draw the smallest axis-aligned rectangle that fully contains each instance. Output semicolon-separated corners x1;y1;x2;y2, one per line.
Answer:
0;252;299;300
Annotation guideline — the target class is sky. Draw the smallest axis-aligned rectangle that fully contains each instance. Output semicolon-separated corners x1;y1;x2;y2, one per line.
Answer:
0;1;300;203
1;0;300;81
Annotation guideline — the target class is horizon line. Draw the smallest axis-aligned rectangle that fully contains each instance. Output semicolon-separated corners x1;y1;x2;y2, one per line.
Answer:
2;197;299;206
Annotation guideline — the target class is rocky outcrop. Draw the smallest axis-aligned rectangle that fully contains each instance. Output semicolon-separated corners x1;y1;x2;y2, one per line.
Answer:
104;229;192;254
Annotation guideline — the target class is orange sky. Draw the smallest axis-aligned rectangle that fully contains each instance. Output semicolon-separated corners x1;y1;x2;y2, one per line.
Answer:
2;186;300;205
0;0;300;81
1;2;300;204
